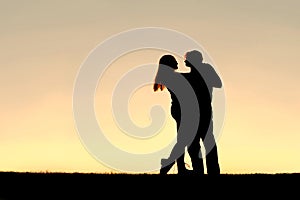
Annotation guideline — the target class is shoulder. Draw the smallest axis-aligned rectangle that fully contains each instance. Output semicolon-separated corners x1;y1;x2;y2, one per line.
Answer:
202;63;219;75
202;63;214;69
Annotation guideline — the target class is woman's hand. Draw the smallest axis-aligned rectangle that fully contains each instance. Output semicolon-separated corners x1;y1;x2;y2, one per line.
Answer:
153;83;165;92
153;83;160;92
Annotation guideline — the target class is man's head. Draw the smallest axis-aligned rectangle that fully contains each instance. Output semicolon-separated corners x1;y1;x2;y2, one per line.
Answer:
184;50;203;68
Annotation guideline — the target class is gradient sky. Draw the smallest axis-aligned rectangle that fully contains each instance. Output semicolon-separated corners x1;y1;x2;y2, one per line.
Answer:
1;0;299;174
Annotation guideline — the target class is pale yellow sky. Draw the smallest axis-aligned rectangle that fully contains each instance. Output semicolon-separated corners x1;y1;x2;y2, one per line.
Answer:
0;0;299;174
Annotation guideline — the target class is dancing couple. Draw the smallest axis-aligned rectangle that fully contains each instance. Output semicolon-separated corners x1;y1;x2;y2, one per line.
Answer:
153;50;222;175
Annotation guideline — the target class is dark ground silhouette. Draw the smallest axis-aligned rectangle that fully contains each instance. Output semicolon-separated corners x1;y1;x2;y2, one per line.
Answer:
0;172;298;199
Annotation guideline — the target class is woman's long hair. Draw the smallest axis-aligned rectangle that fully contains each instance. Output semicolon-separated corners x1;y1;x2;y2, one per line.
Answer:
154;54;178;91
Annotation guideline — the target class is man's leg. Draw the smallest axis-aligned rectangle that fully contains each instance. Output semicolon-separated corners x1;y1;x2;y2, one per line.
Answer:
203;128;220;175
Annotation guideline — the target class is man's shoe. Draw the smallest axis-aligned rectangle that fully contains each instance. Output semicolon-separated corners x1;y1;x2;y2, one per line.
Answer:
178;168;194;175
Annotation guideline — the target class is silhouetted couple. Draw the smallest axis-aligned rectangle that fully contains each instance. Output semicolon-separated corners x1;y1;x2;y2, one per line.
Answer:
154;50;222;175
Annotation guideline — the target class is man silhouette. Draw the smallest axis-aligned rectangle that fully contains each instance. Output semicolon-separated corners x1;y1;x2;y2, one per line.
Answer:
178;50;221;175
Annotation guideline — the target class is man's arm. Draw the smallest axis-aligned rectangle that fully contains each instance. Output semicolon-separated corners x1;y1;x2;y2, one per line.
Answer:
206;64;222;88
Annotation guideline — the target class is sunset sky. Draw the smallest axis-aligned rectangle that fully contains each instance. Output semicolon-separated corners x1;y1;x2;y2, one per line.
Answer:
1;0;299;174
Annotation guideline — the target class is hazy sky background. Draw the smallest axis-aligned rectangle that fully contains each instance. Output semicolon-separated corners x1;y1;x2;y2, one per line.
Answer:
0;0;299;174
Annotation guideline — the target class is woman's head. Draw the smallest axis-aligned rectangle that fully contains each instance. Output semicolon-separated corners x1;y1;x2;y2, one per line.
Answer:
153;54;178;92
159;54;178;70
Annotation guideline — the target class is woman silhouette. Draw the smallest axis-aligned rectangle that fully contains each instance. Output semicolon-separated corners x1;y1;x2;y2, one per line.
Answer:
153;54;198;174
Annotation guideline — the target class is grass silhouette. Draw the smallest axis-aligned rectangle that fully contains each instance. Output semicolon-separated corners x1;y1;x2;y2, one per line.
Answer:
0;171;298;199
